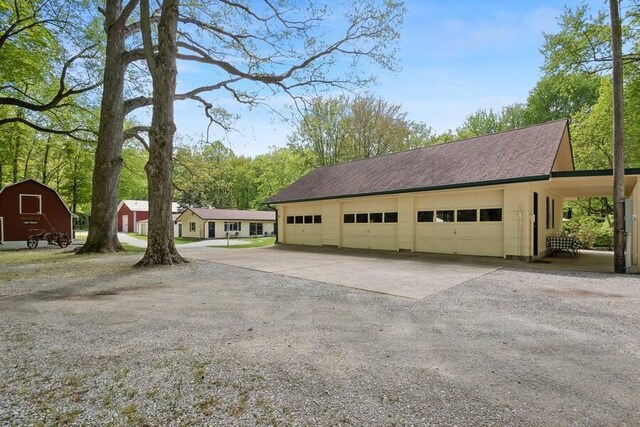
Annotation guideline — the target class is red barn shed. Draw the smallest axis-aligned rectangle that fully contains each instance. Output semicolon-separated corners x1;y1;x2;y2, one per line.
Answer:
117;200;179;233
0;179;74;243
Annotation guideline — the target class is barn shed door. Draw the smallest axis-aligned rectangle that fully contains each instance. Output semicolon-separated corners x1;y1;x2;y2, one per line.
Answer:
0;217;3;244
122;215;128;233
415;190;504;257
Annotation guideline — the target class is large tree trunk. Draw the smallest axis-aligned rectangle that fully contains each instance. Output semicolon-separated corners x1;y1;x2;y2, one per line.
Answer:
136;0;186;266
78;0;128;254
609;0;626;273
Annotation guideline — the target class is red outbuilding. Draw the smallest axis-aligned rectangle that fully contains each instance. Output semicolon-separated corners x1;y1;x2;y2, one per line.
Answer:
117;200;179;233
0;179;74;243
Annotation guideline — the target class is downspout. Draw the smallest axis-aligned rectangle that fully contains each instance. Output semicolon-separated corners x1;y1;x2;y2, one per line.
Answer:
266;204;279;244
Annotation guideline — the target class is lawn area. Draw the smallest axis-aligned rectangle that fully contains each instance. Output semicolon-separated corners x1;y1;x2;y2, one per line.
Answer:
127;233;200;245
215;236;275;249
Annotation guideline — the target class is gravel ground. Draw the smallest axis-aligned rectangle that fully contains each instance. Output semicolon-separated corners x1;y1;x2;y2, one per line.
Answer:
0;250;638;426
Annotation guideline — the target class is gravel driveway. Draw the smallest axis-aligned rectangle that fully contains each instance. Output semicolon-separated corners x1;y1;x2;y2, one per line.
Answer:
1;250;638;426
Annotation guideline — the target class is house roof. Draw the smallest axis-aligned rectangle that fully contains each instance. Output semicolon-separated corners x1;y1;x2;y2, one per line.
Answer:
138;214;193;224
118;200;180;213
0;178;74;216
177;207;275;221
264;119;570;204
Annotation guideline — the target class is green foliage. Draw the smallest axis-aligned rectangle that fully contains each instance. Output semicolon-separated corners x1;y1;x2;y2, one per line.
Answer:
119;144;149;201
523;73;600;124
288;94;444;167
563;216;613;249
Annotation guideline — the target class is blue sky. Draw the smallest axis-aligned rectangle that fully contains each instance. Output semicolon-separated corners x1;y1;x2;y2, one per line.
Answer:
171;0;603;157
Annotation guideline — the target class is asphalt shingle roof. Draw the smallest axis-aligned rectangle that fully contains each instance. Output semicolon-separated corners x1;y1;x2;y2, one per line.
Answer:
187;208;275;221
265;119;569;204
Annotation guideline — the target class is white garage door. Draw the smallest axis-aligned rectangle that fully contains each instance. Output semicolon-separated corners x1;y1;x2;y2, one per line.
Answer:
283;204;323;246
415;190;504;257
341;198;398;251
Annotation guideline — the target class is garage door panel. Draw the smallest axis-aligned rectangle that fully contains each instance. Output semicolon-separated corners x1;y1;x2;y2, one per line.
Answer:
455;239;477;255
415;223;434;239
477;223;502;240
432;238;455;253
455;224;477;239
476;240;503;257
434;224;455;238
414;190;504;257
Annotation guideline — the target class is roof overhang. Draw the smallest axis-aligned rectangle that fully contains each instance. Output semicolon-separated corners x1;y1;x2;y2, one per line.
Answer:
264;174;551;204
549;169;640;198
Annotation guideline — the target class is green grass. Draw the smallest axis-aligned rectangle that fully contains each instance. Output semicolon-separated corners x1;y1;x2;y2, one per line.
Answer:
216;237;276;249
121;243;145;253
126;233;199;245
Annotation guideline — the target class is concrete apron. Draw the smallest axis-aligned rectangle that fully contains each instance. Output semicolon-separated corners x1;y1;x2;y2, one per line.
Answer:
180;245;506;299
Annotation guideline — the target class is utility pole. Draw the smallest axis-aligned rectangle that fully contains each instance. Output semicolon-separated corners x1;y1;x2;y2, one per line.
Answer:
609;0;626;273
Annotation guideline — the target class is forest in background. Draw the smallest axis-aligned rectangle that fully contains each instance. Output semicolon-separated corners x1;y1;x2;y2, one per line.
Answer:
1;2;639;245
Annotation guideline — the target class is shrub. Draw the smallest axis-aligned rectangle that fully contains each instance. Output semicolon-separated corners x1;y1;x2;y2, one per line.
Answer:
563;216;613;249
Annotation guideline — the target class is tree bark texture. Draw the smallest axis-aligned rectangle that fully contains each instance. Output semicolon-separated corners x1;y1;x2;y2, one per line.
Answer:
609;0;626;273
78;0;128;253
136;0;186;266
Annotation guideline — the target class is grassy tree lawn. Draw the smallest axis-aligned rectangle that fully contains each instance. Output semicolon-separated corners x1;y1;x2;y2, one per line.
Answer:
127;233;200;245
214;237;276;249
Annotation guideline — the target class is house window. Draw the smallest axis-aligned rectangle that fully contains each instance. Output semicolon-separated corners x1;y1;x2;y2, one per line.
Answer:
19;194;42;214
356;213;368;223
287;216;294;224
546;197;551;229
313;215;322;224
224;222;241;231
480;208;502;222
552;199;555;229
295;216;303;224
417;211;434;222
369;212;383;223
436;210;454;222
189;222;196;232
250;222;263;236
384;212;398;223
457;209;477;222
304;215;313;224
343;214;355;223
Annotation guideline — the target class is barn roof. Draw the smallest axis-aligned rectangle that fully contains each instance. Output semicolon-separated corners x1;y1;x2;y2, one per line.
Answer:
177;207;275;221
264;119;570;204
0;178;74;216
118;200;180;213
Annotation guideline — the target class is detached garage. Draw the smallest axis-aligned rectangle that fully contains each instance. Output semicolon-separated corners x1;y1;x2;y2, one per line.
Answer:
265;119;640;269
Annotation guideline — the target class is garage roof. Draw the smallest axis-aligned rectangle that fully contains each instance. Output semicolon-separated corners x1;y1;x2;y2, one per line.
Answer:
178;207;275;221
265;119;570;204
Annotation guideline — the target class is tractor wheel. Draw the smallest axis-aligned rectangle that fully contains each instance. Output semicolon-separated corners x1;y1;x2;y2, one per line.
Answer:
58;235;70;248
27;238;39;249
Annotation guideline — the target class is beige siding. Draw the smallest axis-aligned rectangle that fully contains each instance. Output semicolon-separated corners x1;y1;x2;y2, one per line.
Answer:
503;184;531;258
397;195;413;251
552;128;574;172
275;181;583;260
176;210;274;239
179;210;204;239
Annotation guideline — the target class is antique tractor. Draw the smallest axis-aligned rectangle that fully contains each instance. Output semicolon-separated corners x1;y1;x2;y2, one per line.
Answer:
26;229;71;249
